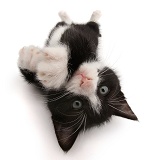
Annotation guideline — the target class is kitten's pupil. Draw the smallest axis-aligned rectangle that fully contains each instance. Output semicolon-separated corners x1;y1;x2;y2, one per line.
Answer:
73;100;82;109
100;86;109;95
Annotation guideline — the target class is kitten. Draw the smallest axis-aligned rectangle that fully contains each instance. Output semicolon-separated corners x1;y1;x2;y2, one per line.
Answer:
18;11;138;152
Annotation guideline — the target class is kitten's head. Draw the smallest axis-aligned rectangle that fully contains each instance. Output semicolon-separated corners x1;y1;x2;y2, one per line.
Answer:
47;62;138;151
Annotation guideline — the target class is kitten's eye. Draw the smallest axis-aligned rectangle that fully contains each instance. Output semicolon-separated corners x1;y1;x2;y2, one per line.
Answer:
99;86;109;95
72;100;82;109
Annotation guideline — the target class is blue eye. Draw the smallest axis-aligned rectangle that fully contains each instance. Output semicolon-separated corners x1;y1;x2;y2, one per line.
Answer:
72;101;82;109
99;86;109;95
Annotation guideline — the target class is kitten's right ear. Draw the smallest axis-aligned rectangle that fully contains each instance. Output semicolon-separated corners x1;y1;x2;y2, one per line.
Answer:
113;99;138;121
110;90;138;121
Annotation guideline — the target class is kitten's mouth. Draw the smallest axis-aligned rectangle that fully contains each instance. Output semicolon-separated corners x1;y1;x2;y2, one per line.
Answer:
66;66;99;99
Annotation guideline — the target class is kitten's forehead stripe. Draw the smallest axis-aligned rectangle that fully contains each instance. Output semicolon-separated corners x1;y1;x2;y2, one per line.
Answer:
65;62;103;113
49;26;69;46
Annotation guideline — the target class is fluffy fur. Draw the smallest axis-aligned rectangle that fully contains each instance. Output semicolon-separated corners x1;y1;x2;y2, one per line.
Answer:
18;11;138;152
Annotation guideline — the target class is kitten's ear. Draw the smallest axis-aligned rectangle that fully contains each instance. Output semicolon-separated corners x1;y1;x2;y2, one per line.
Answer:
113;98;138;121
52;119;81;152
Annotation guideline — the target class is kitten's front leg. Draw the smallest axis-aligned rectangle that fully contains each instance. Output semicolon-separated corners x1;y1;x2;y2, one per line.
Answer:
36;45;69;89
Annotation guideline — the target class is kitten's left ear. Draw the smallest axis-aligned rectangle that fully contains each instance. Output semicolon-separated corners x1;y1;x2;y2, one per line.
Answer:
52;117;81;152
112;95;138;121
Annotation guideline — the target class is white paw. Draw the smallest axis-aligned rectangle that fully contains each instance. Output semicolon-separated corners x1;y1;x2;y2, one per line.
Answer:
58;11;72;24
90;10;101;22
18;46;44;72
58;11;68;18
36;46;69;89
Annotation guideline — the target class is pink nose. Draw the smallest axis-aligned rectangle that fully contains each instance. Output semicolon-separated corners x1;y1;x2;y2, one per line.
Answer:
80;74;92;86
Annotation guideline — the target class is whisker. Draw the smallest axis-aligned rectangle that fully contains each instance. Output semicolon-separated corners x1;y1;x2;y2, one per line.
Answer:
32;84;45;90
101;72;115;76
27;88;69;97
83;114;87;133
99;67;110;75
102;43;116;65
56;113;84;131
102;46;121;72
52;112;84;125
109;102;122;105
47;91;70;96
47;92;70;102
108;54;121;69
109;84;119;99
108;103;127;114
109;95;125;101
109;99;126;103
55;109;84;117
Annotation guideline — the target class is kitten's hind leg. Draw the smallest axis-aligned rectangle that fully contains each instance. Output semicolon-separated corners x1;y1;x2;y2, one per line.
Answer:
18;45;69;89
58;11;72;25
90;10;101;22
18;46;44;72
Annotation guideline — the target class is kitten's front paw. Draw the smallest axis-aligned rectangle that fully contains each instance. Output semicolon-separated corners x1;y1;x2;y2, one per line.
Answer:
37;46;69;89
18;46;44;72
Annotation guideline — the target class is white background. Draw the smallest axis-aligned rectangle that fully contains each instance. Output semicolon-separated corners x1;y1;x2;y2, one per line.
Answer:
0;0;160;160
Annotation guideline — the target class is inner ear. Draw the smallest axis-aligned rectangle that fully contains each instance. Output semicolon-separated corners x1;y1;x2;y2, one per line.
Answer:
114;100;138;120
113;100;138;120
110;91;138;121
52;117;82;152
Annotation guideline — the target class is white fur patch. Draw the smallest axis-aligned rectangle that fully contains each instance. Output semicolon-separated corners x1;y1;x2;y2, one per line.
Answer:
37;45;69;89
58;11;72;24
90;10;101;22
18;46;45;72
48;26;69;47
66;62;102;113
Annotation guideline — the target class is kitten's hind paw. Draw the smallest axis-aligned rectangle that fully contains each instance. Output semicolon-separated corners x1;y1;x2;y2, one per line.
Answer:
90;10;101;22
58;11;72;24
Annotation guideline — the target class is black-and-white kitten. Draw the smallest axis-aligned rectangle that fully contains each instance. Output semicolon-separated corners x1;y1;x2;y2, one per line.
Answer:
18;11;138;152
